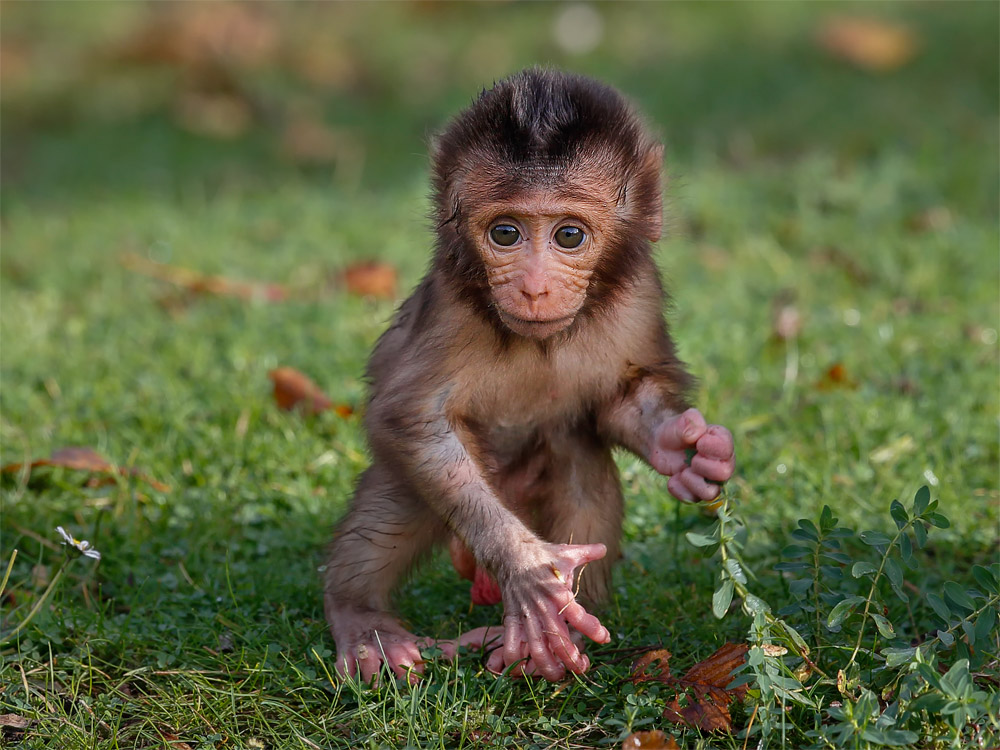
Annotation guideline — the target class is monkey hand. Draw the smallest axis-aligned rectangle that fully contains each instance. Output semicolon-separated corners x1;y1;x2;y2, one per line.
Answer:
329;609;428;685
650;407;735;503
485;542;611;680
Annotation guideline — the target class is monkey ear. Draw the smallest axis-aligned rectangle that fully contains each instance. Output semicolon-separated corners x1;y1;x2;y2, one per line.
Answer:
640;144;664;242
619;144;664;243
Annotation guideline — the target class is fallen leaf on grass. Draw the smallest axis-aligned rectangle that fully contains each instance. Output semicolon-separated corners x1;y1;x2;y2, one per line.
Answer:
621;730;679;749
817;17;919;72
287;38;360;91
339;261;398;300
0;41;31;87
816;362;858;390
664;643;749;732
269;367;353;417
631;643;749;733
121;252;287;302
0;447;169;492
111;2;279;71
0;714;30;729
630;649;672;683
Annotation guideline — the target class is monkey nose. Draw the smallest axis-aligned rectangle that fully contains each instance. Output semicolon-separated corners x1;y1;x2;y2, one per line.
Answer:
520;288;549;315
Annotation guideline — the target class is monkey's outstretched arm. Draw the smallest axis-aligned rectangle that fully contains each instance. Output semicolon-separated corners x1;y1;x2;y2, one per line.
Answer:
598;375;735;503
367;394;611;680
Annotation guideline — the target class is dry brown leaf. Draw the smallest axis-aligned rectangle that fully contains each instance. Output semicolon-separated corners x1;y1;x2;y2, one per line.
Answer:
288;41;360;91
817;17;919;72
121;252;287;303
816;362;858;391
1;447;169;492
0;41;31;87
630;648;672;683
661;643;749;733
621;730;680;749
333;403;355;419
341;261;398;300
268;367;337;416
112;2;279;71
0;714;31;729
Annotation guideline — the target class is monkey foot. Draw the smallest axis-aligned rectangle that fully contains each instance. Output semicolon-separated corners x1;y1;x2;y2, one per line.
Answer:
470;567;502;606
330;611;429;685
449;535;503;606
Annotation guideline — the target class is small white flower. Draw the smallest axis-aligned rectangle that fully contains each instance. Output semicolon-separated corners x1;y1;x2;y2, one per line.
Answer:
56;526;101;561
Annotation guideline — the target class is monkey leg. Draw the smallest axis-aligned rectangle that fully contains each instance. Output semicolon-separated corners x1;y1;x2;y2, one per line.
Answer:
323;464;447;683
535;431;624;609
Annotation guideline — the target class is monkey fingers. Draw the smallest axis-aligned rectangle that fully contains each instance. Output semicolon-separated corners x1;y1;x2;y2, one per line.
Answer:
486;620;589;679
650;407;709;476
667;467;722;503
486;633;590;677
689;425;735;483
515;610;569;679
652;410;735;503
487;543;611;679
546;542;612;645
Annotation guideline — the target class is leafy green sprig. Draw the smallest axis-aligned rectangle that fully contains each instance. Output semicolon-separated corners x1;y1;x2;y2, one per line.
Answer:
687;486;1000;747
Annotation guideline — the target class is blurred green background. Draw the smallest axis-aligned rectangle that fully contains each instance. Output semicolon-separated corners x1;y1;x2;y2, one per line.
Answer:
3;1;996;204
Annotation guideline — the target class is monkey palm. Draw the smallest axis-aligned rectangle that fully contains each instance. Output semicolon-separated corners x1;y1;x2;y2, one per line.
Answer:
323;69;735;683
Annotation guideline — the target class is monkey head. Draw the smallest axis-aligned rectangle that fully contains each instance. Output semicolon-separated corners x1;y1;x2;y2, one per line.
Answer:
432;69;665;341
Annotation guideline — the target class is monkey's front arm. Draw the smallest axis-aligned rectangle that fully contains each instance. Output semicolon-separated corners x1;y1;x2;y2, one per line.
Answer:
345;401;609;681
599;378;735;501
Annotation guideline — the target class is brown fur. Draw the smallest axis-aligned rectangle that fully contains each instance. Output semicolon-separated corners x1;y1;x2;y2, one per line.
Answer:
322;70;731;683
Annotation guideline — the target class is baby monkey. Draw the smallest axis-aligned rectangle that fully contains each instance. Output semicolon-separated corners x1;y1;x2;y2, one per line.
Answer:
324;69;735;682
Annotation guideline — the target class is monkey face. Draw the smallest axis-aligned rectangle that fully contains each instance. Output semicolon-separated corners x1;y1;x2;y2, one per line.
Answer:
472;192;612;340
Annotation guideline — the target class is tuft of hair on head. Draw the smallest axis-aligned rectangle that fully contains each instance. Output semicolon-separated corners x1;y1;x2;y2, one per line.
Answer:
431;68;662;234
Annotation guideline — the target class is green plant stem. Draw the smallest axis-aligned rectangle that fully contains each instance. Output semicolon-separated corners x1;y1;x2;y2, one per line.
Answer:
716;495;829;680
924;593;1000;651
0;549;16;599
812;539;824;643
845;524;909;671
0;558;67;645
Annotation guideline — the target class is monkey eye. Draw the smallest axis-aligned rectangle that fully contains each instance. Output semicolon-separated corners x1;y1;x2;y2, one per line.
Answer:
554;225;585;249
489;224;521;247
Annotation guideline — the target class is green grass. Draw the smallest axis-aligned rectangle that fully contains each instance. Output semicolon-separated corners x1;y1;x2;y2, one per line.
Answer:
1;3;997;748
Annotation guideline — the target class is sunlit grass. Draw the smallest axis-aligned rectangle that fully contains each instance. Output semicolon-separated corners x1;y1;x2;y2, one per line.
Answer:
1;2;997;748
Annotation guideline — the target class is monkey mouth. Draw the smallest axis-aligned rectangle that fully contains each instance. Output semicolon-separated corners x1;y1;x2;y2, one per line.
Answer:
497;310;576;339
